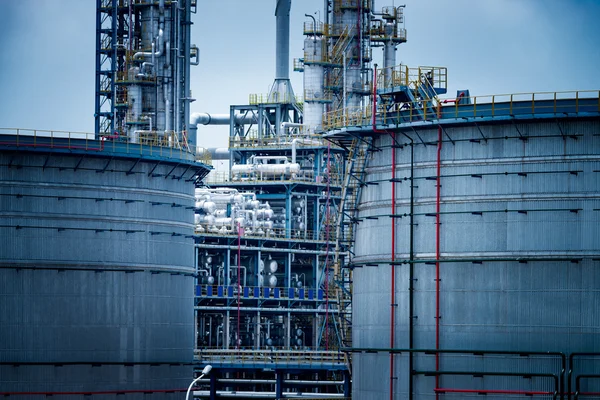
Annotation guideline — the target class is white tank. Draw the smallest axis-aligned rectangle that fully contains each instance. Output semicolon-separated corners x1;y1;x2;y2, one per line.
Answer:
264;221;274;230
267;260;278;274
213;217;233;227
202;215;215;225
248;200;260;209
256;208;274;220
254;162;300;177
268;275;278;287
214;209;228;218
195;200;216;214
231;163;255;178
232;159;301;179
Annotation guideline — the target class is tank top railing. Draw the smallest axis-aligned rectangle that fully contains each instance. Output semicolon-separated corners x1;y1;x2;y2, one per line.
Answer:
322;90;600;131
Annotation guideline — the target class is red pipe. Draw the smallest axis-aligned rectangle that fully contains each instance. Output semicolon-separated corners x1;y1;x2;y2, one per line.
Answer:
435;104;442;399
372;64;396;400
435;388;553;396
237;222;241;350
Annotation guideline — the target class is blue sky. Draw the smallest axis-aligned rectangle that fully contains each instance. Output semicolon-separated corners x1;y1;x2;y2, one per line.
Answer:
0;0;599;149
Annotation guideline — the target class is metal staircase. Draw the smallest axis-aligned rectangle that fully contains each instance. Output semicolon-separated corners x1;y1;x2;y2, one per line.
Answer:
331;137;372;367
324;26;353;95
412;72;442;119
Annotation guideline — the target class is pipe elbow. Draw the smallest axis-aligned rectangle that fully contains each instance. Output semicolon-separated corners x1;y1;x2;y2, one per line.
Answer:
190;112;210;127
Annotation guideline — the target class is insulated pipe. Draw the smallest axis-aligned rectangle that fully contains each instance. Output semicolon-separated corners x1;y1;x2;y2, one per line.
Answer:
305;14;317;37
280;122;304;135
291;138;321;164
194;244;330;256
133;28;164;60
165;40;170;67
190;112;256;126
195;306;340;314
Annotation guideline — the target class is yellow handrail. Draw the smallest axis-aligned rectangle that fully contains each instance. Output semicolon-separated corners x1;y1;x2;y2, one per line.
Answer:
322;89;600;130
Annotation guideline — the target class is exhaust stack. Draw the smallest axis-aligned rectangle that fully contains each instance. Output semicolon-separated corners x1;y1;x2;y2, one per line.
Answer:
267;0;295;103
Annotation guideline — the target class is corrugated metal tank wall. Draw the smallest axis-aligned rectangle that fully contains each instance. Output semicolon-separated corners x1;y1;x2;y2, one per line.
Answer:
352;119;600;398
0;151;198;397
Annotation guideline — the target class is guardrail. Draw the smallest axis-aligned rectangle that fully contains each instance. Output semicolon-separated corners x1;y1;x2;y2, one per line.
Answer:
229;134;333;148
0;128;197;162
195;284;328;302
195;224;343;243
195;349;347;369
203;170;343;187
249;93;303;105
323;90;600;130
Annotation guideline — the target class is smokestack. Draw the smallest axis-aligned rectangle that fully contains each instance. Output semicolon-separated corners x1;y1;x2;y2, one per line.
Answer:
268;0;295;103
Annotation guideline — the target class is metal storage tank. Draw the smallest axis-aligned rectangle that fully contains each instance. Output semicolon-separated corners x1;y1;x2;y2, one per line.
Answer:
0;135;210;397
351;109;600;398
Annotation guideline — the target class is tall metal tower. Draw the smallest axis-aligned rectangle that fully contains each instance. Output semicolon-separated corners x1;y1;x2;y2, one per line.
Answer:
95;0;197;148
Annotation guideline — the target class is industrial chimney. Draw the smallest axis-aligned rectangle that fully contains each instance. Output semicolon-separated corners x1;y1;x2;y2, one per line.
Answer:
267;0;295;103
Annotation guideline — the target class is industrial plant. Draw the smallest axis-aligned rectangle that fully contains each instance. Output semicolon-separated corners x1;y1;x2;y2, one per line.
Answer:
0;0;599;399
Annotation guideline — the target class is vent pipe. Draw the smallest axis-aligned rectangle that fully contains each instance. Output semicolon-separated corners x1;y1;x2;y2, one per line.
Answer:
267;0;295;103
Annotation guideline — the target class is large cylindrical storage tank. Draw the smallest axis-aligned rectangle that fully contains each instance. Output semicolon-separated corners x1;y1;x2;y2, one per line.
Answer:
0;143;208;397
352;117;600;398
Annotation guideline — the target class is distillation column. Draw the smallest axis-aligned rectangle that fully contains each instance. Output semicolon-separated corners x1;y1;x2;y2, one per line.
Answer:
302;17;326;133
95;0;196;148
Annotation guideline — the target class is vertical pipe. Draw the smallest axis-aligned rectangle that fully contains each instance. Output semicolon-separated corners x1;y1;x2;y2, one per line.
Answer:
183;0;192;146
324;143;332;351
237;223;241;350
435;105;442;399
372;63;395;400
398;127;415;400
390;132;396;400
408;139;414;400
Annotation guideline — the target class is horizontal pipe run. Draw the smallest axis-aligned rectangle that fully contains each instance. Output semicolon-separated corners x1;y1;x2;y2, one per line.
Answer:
195;244;332;255
343;347;566;359
568;353;600;400
350;256;597;266
418;370;559;400
435;388;554;396
194;306;340;314
193;378;344;386
190;112;257;126
190;391;346;398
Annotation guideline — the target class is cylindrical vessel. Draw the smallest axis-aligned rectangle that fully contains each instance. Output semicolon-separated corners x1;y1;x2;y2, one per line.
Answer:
382;22;396;88
0;148;203;397
303;35;325;133
352;118;600;398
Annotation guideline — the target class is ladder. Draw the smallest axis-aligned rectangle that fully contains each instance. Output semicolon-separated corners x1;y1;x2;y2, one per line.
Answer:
332;137;371;357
